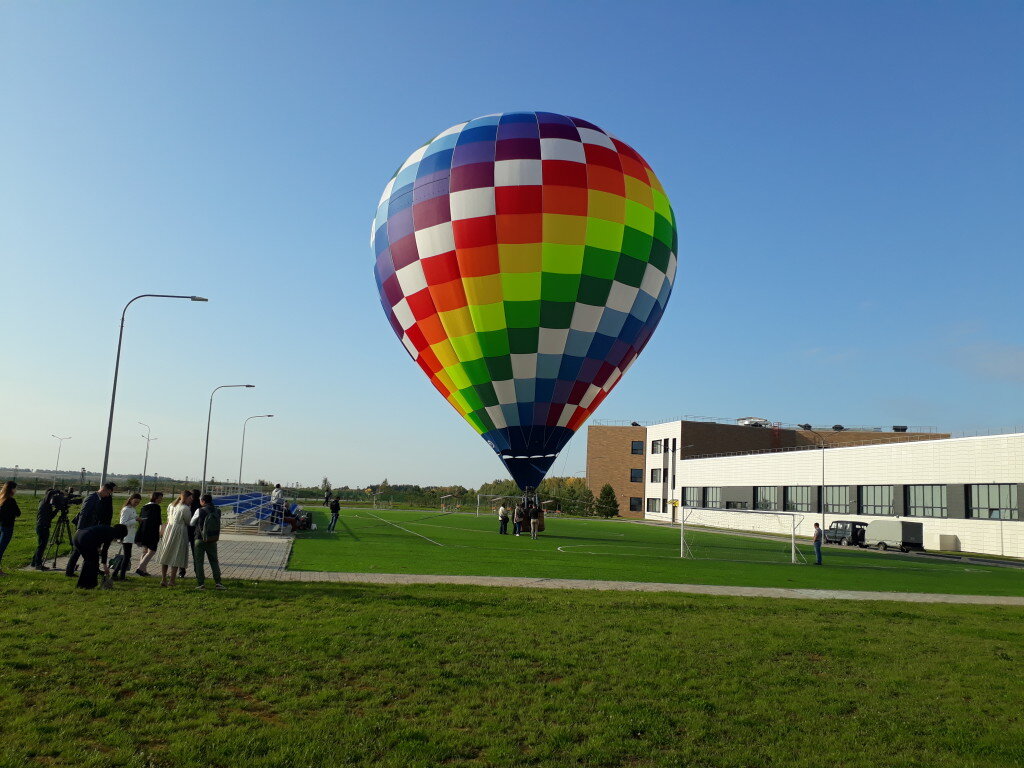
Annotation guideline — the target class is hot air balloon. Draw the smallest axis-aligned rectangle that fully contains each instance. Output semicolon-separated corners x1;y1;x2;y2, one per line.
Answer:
372;112;678;490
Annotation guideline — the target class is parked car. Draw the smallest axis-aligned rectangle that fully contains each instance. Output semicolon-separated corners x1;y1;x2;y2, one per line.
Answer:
823;520;868;547
865;520;924;552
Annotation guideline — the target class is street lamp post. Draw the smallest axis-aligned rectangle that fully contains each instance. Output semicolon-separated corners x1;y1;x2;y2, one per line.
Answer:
139;422;157;494
202;384;255;495
238;414;274;500
51;434;71;486
101;294;208;485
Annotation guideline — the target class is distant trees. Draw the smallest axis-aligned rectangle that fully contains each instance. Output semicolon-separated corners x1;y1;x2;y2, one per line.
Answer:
597;484;619;517
321;477;332;493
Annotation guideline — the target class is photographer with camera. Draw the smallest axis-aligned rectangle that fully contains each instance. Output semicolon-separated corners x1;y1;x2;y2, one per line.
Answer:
64;482;116;577
31;489;59;570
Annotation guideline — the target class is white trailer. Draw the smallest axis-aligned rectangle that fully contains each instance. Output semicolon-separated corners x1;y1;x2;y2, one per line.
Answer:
865;520;924;552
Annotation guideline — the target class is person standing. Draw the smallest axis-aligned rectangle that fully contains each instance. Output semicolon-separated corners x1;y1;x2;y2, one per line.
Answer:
32;489;59;570
528;504;540;540
64;482;116;576
812;522;823;565
74;524;128;589
193;493;226;590
113;493;142;580
134;491;163;576
513;504;524;536
270;483;285;523
328;497;340;532
179;488;200;578
323;489;332;506
0;481;21;575
498;504;509;535
156;490;193;587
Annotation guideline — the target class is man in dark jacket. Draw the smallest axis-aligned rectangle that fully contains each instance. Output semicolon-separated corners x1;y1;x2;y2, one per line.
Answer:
74;523;128;589
328;497;340;532
31;489;59;570
65;482;116;576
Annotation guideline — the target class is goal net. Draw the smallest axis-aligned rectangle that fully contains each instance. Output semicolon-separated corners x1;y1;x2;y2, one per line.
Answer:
677;506;808;564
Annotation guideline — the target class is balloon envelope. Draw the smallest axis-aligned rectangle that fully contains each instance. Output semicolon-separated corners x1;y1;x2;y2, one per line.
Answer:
372;112;678;489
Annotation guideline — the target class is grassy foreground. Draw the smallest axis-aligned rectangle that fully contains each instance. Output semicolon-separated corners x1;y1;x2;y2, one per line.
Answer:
289;508;1024;596
1;574;1022;768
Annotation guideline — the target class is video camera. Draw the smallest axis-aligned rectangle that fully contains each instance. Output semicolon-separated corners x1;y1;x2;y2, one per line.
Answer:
53;489;83;514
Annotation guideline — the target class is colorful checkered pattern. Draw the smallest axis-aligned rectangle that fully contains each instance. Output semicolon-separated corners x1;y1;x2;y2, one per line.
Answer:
373;112;678;488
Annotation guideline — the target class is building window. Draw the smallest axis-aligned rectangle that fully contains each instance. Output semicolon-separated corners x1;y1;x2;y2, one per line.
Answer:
631;441;643;455
671;438;677;453
651;441;662;454
755;486;778;511
650;468;662;483
906;485;947;518
969;484;1019;520
859;485;894;516
630;468;643;483
785;486;812;512
683;487;702;507
823;486;849;514
629;497;642;512
705;487;722;509
646;497;661;514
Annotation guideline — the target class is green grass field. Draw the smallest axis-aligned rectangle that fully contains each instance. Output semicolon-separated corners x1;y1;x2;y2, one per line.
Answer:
2;496;1022;767
289;508;1024;596
1;575;1022;768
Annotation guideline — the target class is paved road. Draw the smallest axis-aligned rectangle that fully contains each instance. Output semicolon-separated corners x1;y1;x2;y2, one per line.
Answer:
38;533;1024;606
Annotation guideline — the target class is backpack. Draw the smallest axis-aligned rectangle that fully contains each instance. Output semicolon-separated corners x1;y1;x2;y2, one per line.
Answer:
199;506;221;542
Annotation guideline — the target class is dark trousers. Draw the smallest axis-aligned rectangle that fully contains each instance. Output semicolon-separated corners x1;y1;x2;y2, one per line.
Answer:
0;524;13;566
814;541;823;565
328;514;338;532
77;550;102;589
499;518;509;534
32;525;51;567
513;521;522;535
65;544;83;575
114;543;133;579
194;540;221;586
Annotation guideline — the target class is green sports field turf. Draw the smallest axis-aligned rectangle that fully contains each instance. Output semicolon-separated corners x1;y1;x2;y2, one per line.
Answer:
1;576;1022;768
289;509;1024;596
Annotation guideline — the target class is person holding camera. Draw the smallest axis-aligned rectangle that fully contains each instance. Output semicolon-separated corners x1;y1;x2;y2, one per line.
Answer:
0;481;21;576
31;489;60;570
74;523;128;589
65;482;116;576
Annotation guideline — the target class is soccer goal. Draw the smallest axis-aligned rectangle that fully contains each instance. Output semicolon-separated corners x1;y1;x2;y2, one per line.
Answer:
675;504;808;564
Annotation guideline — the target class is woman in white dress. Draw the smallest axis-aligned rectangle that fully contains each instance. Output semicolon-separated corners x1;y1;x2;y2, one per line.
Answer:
156;490;192;587
113;493;142;580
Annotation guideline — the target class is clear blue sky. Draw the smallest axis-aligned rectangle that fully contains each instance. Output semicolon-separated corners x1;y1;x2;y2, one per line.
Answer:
1;1;1021;488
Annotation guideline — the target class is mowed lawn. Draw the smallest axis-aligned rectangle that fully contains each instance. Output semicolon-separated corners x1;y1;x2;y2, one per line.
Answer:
289;508;1024;596
1;574;1022;768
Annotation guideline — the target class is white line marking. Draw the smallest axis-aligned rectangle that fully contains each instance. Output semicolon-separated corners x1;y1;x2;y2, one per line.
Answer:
363;510;444;547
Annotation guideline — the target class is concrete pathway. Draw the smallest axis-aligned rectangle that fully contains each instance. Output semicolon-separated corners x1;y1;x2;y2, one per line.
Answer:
39;533;1024;606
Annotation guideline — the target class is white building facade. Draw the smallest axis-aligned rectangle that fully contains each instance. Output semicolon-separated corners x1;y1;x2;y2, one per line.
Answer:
643;425;1024;558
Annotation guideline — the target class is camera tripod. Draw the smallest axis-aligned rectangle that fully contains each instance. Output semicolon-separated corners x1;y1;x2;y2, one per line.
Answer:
47;508;77;569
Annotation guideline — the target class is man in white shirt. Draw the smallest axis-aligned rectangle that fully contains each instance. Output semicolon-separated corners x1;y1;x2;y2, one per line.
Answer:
270;484;285;524
497;504;509;535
